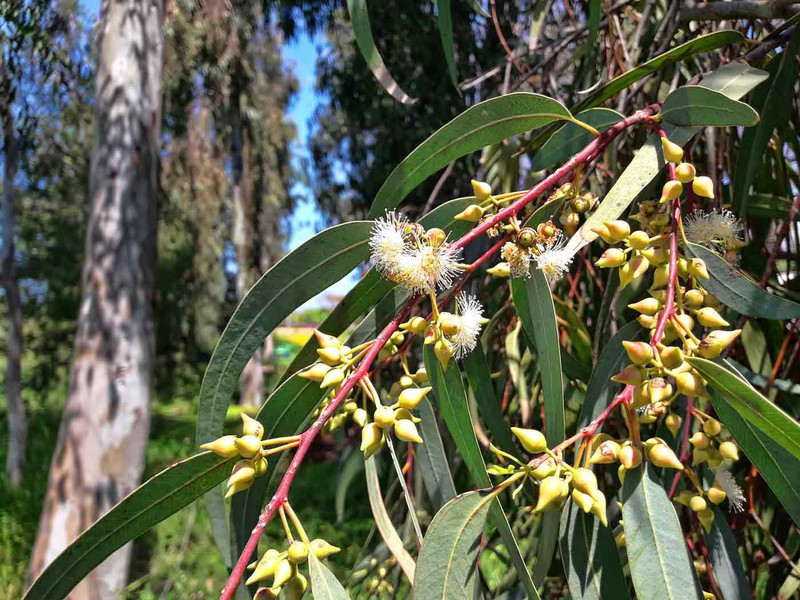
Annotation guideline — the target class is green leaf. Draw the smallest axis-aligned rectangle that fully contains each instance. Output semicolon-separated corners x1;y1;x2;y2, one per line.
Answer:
574;31;744;112
434;0;457;87
416;398;458;510
579;321;645;427
686;242;800;319
368;93;572;217
531;512;559;587
565;59;766;255
660;86;759;127
414;490;494;600
197;221;372;447
560;504;628;600
687;357;800;463
282;197;473;382
335;449;365;522
703;506;752;600
309;551;352;599
462;344;516;456
622;464;704;600
346;0;417;105
511;269;565;445
465;0;489;18
365;457;417;582
733;29;800;216
530;108;623;171
24;453;232;600
424;347;539;598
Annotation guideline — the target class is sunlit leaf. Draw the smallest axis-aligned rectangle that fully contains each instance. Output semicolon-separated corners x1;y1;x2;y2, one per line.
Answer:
703;506;752;600
416;398;458;510
530;108;623;171
309;551;352;599
660;86;759;127
434;0;457;87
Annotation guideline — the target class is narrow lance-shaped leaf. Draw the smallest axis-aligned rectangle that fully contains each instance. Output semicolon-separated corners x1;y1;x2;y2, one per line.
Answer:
197;221;372;448
24;453;232;600
622;464;704;600
346;0;418;105
368;93;572;217
308;551;352;600
434;0;457;87
559;504;629;600
703;506;753;600
659;86;759;127
686;242;800;319
416;398;458;510
414;490;494;600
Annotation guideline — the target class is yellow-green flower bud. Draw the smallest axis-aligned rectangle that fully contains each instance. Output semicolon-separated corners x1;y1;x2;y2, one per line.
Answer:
684;289;704;308
353;408;368;428
272;558;295;588
652;264;669;289
698;329;741;359
661;137;684;163
692;176;714;199
360;423;384;458
628;297;661;316
228;459;256;490
535;476;569;512
689;495;708;512
688;258;710;280
623;341;654;366
618;464;627;484
426;228;447;247
253;587;280;600
455;204;485;223
434;339;452;369
595;248;627;268
391;332;405;346
317;346;341;366
287;541;309;565
665;413;682;437
611;364;645;385
394;419;423;443
572;489;594;512
590;440;620;465
320;367;345;389
718;440;739;461
247;549;281;585
591;224;615;245
619;444;642;469
696;307;729;328
201;435;240;458
253;457;269;477
374;406;396;429
439;313;461;337
697;508;715;532
571;468;600;498
641;246;669;265
487;262;511;277
690;432;710;449
648;377;673;404
675;162;696;183
707;485;726;505
235;435;262;459
675;371;709;398
286;573;308;600
590;491;608;526
471;179;492;201
603;220;631;242
660;180;683;204
628;230;650;250
703;418;722;437
511;427;547;454
314;329;341;349
615;532;626;548
532;456;557;479
405;316;428;334
298;362;331;382
648;442;684;470
414;367;429;383
692;447;710;466
310;538;341;559
398;386;432;410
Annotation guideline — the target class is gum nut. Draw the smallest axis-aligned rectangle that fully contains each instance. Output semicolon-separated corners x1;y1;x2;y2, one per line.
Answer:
572;489;594;513
471;179;492;201
628;230;650;250
648;443;684;470
623;341;654;366
590;440;620;465
532;457;557;479
696;307;729;328
661;137;684;163
590;491;608;526
235;435;262;459
619;445;642;469
314;329;341;349
317;346;341;366
718;441;739;461
692;176;715;199
534;476;569;512
394;419;423;444
320;367;345;389
360;423;383;451
398;386;432;410
689;495;708;512
374;405;396;429
675;162;696;183
571;468;599;497
703;418;722;437
240;412;265;440
690;432;710;449
310;538;341;559
253;457;269;477
511;427;548;454
298;362;331;382
629;297;661;316
287;541;309;565
201;435;239;458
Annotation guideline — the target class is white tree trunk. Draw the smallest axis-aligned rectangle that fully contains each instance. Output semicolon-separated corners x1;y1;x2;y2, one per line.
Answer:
2;100;26;489
28;0;164;596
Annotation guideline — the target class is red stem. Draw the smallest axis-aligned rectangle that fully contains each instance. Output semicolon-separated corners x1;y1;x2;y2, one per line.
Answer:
650;186;680;346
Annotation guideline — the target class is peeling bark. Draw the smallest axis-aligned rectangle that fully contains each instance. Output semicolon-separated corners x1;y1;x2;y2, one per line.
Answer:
28;0;164;596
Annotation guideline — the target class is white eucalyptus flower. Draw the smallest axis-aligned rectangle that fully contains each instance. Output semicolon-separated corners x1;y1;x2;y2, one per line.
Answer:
532;233;574;281
449;294;486;359
684;209;743;249
715;466;746;513
370;211;409;277
501;241;532;279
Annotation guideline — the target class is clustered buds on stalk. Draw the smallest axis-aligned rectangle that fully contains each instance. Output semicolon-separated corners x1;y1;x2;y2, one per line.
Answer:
247;535;340;597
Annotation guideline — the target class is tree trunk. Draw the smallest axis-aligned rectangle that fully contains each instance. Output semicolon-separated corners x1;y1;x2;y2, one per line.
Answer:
28;0;164;596
2;101;26;489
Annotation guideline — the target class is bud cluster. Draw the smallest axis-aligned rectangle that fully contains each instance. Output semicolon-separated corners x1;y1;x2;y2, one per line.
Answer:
247;537;340;598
